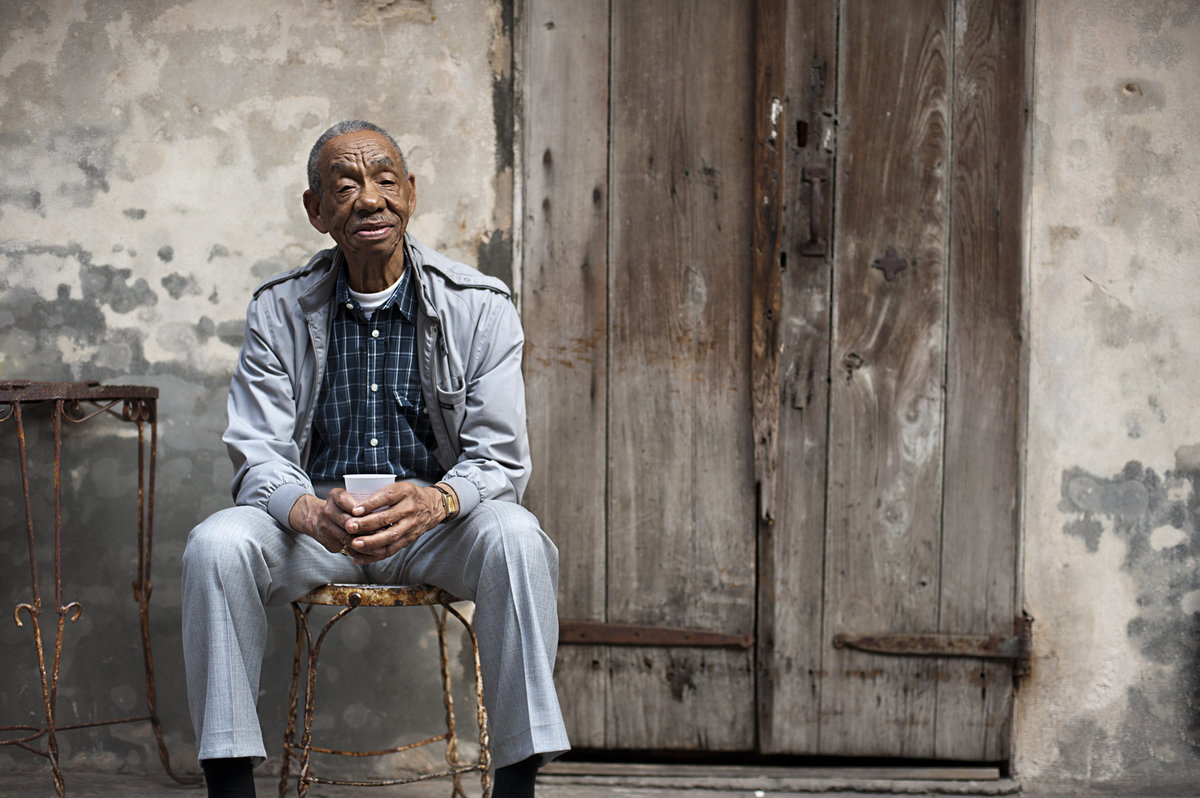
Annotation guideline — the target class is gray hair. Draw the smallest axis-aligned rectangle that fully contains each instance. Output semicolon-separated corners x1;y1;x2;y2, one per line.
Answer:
306;120;407;196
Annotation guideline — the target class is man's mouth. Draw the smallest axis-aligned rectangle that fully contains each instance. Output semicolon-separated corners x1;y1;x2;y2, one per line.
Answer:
354;221;394;240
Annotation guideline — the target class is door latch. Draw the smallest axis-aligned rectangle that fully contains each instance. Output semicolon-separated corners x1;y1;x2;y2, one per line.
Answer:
834;612;1033;680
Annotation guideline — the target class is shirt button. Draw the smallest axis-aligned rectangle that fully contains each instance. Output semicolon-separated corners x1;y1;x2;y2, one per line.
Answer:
370;383;378;392
369;437;379;447
345;302;354;310
371;329;380;338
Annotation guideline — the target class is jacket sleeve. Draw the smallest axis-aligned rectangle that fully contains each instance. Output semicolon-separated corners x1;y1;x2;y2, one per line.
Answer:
440;293;531;514
222;294;314;529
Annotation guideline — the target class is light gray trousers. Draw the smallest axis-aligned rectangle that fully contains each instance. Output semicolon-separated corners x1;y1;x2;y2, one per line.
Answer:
181;499;569;770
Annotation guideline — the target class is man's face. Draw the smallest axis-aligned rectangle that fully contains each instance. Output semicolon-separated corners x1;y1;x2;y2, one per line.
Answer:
303;130;416;265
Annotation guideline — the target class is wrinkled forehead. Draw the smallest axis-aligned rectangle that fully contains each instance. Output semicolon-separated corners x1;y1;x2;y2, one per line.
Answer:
320;130;403;176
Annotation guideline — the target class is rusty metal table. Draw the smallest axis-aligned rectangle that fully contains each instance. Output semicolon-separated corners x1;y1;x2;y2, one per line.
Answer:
0;380;190;795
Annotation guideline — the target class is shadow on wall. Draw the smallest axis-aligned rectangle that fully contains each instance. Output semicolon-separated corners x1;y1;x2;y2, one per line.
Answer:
1058;453;1200;783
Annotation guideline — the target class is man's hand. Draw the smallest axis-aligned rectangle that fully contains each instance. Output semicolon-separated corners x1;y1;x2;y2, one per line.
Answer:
289;483;448;563
288;492;358;554
341;481;447;563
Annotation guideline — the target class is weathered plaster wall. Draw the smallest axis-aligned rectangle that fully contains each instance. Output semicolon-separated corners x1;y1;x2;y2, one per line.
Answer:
0;0;510;778
5;0;1200;790
1018;0;1200;789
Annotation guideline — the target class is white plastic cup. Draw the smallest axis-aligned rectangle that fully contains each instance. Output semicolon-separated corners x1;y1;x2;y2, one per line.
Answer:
343;474;396;507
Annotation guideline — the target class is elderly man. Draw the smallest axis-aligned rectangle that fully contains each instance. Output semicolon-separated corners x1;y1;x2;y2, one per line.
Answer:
182;120;568;798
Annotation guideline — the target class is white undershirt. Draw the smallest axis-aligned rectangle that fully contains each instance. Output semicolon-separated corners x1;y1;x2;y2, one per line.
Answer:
348;276;403;319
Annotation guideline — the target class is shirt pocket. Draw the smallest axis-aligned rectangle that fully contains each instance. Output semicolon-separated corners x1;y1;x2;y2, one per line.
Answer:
392;389;422;420
393;389;438;451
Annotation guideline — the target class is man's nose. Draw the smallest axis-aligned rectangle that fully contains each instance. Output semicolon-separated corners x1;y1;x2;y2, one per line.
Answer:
356;182;384;211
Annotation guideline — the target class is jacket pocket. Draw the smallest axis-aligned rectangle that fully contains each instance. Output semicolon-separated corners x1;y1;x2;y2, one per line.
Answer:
434;376;466;442
435;375;466;411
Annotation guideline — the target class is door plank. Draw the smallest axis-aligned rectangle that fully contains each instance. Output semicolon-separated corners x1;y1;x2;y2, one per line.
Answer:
821;0;953;757
935;0;1025;761
517;0;611;748
752;0;785;525
605;0;757;750
757;0;838;755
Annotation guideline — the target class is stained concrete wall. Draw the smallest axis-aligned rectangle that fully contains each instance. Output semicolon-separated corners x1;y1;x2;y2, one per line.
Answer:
1017;0;1200;790
0;0;510;779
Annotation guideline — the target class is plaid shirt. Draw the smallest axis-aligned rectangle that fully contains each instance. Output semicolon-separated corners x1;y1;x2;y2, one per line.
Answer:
306;260;441;482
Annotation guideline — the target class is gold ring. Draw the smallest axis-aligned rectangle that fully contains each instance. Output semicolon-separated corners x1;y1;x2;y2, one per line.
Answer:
340;544;354;556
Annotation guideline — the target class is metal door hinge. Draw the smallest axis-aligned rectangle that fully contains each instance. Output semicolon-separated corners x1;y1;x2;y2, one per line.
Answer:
833;612;1033;681
560;621;754;649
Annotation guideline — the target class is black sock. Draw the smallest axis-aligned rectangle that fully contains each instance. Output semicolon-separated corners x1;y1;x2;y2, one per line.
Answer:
492;755;539;798
200;757;256;798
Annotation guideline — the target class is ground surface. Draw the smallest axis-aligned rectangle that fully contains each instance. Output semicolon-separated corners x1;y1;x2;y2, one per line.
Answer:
2;762;1185;798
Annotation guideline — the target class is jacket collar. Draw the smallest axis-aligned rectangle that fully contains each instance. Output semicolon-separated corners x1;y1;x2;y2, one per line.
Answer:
404;234;441;322
298;248;342;317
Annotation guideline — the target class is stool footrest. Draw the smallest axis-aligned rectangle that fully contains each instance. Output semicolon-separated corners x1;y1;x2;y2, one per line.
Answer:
285;730;451;757
306;764;485;788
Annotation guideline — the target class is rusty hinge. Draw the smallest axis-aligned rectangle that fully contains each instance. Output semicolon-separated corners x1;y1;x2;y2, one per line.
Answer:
560;621;754;649
833;612;1033;680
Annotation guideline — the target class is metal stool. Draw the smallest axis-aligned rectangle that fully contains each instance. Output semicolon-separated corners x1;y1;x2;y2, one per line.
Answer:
278;584;491;797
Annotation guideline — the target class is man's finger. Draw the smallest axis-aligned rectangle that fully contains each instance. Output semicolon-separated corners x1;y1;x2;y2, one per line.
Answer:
344;508;397;535
351;522;422;555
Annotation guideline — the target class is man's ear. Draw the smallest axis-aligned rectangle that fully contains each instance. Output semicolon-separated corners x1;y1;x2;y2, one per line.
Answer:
406;173;417;217
302;189;328;234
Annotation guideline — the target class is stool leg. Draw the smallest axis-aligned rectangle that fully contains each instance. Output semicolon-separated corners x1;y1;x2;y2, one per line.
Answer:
297;611;318;798
297;605;354;798
278;603;308;798
433;606;467;798
445;604;491;798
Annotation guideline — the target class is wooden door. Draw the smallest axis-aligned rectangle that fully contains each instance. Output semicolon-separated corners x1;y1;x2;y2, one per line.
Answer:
519;0;1025;761
520;0;758;750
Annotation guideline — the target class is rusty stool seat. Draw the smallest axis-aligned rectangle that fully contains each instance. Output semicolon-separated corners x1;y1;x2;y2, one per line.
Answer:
278;584;490;798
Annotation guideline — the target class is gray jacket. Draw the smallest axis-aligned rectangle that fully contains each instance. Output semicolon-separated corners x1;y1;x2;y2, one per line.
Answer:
223;233;530;529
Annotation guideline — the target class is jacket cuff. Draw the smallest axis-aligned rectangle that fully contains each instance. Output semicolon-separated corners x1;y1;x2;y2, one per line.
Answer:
442;475;480;518
268;482;313;531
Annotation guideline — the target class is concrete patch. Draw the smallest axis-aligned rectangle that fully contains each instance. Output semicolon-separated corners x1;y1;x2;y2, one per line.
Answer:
1058;460;1200;781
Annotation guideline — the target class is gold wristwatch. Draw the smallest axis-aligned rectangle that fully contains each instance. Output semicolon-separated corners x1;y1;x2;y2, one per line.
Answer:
433;483;459;521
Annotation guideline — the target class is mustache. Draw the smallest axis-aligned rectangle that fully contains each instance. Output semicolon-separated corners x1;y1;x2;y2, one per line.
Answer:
356;216;394;224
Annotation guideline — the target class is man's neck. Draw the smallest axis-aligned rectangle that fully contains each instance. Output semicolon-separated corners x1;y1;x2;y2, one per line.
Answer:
344;248;406;293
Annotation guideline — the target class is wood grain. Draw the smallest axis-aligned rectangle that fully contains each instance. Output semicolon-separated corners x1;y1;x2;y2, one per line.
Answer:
934;0;1024;761
820;0;953;757
756;0;837;755
517;0;611;748
605;0;757;750
752;0;785;525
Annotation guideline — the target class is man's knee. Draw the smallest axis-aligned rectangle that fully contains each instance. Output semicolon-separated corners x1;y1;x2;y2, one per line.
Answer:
182;506;270;582
473;502;558;580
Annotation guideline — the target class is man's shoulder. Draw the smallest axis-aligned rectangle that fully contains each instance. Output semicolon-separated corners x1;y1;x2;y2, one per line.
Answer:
251;249;336;300
409;235;511;299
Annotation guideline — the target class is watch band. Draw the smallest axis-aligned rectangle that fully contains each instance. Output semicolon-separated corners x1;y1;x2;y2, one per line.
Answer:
433;483;459;520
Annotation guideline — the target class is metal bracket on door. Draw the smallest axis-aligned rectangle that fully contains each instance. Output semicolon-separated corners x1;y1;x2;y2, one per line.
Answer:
560;621;754;649
833;612;1033;680
800;166;828;256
